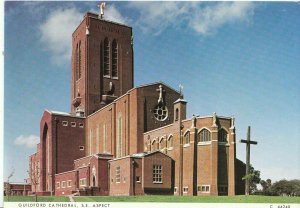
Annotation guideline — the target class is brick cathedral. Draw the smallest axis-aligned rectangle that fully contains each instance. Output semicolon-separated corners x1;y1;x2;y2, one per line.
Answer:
29;11;246;197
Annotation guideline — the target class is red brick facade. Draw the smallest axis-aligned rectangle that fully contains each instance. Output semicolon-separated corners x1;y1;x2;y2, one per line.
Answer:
28;11;245;196
4;183;31;196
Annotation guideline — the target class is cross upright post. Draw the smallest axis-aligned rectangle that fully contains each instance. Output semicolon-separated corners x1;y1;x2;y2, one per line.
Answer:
240;126;258;195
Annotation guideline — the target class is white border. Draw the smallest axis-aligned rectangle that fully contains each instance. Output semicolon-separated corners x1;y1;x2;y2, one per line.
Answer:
0;0;4;207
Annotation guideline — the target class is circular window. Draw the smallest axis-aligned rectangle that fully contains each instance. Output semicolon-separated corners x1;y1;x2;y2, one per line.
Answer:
154;104;168;121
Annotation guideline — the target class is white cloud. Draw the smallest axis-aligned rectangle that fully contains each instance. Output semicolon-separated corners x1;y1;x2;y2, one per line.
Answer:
189;2;255;35
104;4;129;25
14;135;39;148
127;2;255;36
37;2;253;65
127;2;191;35
39;5;128;66
39;7;83;65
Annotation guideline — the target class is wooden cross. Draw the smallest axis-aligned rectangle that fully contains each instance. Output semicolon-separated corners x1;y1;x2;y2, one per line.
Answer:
240;126;258;195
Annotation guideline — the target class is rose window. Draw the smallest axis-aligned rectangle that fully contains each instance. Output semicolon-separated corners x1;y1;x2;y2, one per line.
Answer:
154;103;168;121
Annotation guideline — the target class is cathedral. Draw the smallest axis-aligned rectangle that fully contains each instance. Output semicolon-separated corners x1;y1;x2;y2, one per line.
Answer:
28;11;246;197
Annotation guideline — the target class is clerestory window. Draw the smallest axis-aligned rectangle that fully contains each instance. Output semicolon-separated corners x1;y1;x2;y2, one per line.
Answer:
198;129;211;142
184;131;190;145
218;129;228;143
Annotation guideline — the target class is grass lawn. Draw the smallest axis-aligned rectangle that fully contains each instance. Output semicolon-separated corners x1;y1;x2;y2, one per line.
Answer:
4;195;69;202
74;195;300;203
4;195;300;203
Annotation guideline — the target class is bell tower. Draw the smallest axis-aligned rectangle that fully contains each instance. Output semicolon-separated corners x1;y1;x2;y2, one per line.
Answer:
71;10;134;116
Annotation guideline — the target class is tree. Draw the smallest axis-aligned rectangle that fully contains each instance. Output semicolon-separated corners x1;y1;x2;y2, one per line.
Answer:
29;166;40;202
260;179;272;195
270;179;300;196
242;164;261;194
5;168;15;201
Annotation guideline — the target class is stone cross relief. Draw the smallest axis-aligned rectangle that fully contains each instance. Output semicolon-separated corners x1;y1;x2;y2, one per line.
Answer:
156;85;165;104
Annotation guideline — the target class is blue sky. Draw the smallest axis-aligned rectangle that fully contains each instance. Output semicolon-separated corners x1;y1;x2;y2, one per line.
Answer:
3;1;300;184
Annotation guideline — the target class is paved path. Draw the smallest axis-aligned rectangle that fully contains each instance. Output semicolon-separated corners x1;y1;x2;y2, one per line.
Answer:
68;194;75;202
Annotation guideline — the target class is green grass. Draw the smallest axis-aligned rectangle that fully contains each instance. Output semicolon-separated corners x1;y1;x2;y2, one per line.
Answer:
74;195;300;203
4;195;69;202
4;195;300;203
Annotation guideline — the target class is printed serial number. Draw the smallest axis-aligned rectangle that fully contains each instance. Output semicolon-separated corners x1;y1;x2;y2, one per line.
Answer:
270;205;291;208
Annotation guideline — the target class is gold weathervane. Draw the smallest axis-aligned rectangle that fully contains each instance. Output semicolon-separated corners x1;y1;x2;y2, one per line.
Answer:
98;2;106;19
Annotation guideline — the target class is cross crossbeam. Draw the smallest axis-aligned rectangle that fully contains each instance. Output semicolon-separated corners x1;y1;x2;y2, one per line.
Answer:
240;139;258;145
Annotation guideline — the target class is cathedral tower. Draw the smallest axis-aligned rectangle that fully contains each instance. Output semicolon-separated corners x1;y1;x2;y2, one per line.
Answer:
71;12;134;116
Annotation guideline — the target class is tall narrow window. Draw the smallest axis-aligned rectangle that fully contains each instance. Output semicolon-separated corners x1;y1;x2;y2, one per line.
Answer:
78;41;81;79
175;108;179;121
117;114;122;157
116;167;121;183
103;124;107;153
218;129;228;143
89;129;93;155
103;38;110;77
76;44;79;80
198;129;211;142
111;39;118;78
76;42;81;80
96;126;99;153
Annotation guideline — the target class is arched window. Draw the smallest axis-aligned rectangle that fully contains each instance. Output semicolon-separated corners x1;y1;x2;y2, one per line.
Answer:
167;135;173;149
184;131;190;145
159;137;165;150
78;41;81;79
198;129;211;142
218;129;228;142
103;38;110;76
151;140;156;151
175;108;179;121
147;136;151;152
111;39;118;78
75;42;81;80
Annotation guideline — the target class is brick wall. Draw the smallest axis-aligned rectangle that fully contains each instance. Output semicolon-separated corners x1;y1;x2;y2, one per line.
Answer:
109;157;132;196
55;170;76;196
